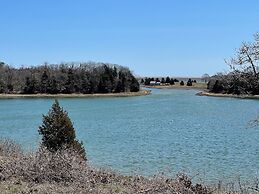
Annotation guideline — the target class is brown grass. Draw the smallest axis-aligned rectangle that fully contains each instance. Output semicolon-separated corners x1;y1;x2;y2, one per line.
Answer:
0;139;257;194
145;83;207;90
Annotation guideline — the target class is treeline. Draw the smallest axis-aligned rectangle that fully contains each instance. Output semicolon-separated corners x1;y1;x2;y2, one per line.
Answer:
207;70;259;95
207;33;259;95
141;77;196;86
141;77;178;85
0;62;140;94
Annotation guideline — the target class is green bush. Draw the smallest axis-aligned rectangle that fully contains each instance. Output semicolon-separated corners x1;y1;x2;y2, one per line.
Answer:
186;79;192;86
39;100;86;160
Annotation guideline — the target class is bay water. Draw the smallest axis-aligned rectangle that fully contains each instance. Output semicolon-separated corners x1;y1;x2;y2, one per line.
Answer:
0;88;258;183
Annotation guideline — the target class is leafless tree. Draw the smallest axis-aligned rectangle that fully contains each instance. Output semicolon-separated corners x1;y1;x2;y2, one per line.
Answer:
228;33;259;77
254;32;259;60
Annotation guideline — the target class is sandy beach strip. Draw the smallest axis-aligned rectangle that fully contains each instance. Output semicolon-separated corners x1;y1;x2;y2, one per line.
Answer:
197;91;259;100
0;90;151;99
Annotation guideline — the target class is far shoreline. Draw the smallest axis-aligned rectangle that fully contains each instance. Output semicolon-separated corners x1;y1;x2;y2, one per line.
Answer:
197;91;259;100
144;83;207;90
0;90;151;99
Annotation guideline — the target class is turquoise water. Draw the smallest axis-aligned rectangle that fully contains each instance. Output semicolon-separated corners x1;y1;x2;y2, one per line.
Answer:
0;89;258;182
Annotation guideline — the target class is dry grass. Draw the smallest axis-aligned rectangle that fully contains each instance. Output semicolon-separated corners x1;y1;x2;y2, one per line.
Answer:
145;83;207;90
0;139;257;194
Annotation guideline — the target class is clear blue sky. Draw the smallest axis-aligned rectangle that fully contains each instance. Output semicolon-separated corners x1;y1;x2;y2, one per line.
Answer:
0;0;258;77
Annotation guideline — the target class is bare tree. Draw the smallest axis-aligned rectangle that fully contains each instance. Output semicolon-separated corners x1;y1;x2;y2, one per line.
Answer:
254;32;259;60
228;33;259;77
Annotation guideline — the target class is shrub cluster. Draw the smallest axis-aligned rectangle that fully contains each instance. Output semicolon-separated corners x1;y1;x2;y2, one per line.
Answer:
0;140;214;194
207;32;259;95
142;77;179;85
207;70;259;95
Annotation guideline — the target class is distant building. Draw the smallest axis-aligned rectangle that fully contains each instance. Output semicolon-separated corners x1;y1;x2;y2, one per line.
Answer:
150;81;161;86
150;81;156;86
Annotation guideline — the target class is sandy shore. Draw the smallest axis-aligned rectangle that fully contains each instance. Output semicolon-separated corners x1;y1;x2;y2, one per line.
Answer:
0;90;151;99
197;91;259;100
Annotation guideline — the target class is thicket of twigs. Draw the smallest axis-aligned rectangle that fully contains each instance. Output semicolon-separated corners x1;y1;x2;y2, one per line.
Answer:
208;33;259;95
1;139;258;194
0;139;212;194
207;70;259;95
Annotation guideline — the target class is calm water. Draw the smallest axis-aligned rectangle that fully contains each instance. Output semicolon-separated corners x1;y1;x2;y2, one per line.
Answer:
0;89;258;182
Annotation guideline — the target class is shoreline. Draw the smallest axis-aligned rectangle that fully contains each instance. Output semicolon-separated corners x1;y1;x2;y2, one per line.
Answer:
197;91;259;100
0;90;151;99
144;84;206;90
